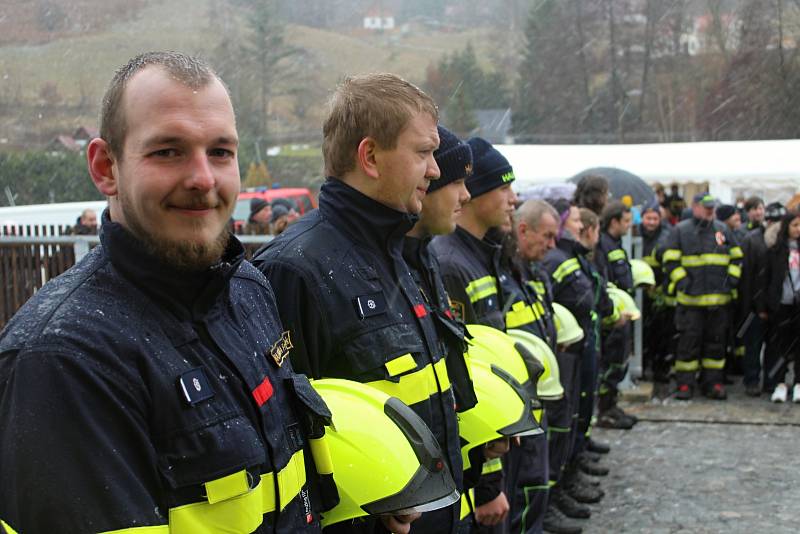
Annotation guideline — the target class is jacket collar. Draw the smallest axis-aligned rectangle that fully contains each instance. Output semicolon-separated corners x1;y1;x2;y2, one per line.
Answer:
318;178;418;256
100;210;245;322
402;234;433;272
454;225;502;269
557;231;590;256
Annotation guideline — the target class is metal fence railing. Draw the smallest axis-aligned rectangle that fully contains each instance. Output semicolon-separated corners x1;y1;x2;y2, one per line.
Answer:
0;227;271;331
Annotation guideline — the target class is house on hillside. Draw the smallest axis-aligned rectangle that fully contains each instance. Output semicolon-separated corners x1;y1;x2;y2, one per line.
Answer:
363;5;395;31
73;126;99;147
47;135;81;153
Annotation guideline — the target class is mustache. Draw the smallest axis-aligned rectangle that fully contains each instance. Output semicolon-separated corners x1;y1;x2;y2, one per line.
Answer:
173;195;219;209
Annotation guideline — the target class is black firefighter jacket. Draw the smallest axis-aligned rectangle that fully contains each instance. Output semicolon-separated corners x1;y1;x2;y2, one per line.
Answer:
595;232;633;292
251;179;463;532
662;217;743;308
0;216;328;534
542;234;616;334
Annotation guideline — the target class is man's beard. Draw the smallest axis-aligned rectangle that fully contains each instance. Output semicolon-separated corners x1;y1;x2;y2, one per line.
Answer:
118;191;230;272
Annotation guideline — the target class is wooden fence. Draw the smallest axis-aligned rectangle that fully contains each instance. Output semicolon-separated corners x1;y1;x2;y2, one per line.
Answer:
0;224;271;331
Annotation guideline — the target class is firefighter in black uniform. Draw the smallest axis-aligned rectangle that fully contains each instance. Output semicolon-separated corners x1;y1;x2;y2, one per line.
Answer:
542;202;618;527
514;200;596;534
0;53;329;534
593;201;637;429
405;125;495;532
252;74;461;534
662;193;743;400
639;202;675;388
431;138;550;534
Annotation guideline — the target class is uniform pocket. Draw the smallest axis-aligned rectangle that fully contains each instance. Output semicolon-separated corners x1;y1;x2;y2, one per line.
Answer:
340;322;426;378
156;414;266;490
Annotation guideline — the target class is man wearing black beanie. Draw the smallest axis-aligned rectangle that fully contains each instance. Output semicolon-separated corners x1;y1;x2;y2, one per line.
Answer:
431;138;551;534
403;127;488;533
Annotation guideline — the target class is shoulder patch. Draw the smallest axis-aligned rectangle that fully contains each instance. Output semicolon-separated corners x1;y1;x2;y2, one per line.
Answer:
269;330;293;367
715;231;726;246
449;298;465;322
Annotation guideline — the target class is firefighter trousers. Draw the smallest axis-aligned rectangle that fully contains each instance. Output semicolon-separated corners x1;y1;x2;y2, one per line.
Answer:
598;323;631;409
674;305;728;387
544;349;580;487
503;433;549;534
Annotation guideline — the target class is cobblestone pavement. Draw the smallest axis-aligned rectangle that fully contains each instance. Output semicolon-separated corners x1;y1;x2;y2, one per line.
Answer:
579;381;800;533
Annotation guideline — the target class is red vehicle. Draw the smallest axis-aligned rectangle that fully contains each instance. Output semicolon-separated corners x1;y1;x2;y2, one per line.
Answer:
233;187;317;229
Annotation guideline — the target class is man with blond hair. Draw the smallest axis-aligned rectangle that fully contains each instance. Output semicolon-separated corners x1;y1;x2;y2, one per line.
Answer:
253;74;462;534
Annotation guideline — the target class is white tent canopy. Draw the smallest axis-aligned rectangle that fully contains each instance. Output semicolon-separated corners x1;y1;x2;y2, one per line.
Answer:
496;139;800;204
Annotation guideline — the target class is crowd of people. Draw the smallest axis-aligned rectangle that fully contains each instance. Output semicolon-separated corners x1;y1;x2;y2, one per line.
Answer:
1;50;798;534
641;186;800;404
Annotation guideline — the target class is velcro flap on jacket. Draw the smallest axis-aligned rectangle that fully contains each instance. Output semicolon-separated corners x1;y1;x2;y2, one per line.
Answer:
385;353;418;376
205;469;250;504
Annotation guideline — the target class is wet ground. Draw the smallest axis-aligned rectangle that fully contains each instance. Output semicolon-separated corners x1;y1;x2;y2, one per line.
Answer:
580;380;800;533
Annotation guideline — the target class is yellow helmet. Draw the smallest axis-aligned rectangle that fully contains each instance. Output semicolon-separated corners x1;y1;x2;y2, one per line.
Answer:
551;302;585;347
312;379;459;527
458;357;543;470
607;286;641;321
506;329;564;401
630;258;656;287
464;324;543;404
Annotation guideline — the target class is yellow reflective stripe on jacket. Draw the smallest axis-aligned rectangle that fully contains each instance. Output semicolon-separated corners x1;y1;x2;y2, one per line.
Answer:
662;249;681;263
482;458;503;475
100;526;168;534
506;301;536;328
668;266;687;294
729;246;743;259
674;359;700;372
466;276;498;303
680;253;730;267
460;488;475;520
676;292;731;307
701;358;726;370
552;258;580;283
644;254;660;268
727;264;741;278
1;519;20;534
102;450;306;534
607;249;626;262
366;358;450;407
527;280;545;297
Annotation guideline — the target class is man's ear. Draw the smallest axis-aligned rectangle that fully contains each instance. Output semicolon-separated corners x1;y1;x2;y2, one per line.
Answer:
356;137;380;180
87;138;118;197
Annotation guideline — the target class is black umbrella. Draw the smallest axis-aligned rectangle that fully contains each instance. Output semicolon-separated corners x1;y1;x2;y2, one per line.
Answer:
568;167;656;207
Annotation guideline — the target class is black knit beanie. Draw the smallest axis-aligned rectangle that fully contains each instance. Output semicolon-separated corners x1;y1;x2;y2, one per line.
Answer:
465;137;515;199
715;204;736;222
429;125;473;194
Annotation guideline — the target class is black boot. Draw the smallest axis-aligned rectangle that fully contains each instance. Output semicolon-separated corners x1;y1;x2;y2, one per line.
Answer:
580;450;603;463
551;486;591;519
571;467;601;487
543;503;583;534
563;463;605;504
586;438;611;454
596;405;636;429
577;454;609;476
565;481;605;504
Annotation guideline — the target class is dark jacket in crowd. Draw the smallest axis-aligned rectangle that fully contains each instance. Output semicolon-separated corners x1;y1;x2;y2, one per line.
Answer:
0;214;327;533
738;225;769;321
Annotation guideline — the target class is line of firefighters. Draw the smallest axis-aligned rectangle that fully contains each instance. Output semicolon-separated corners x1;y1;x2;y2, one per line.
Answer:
0;64;753;534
